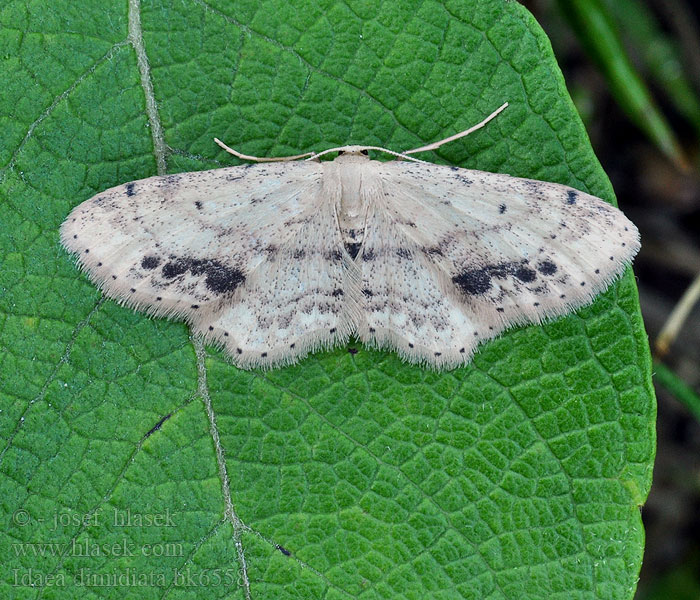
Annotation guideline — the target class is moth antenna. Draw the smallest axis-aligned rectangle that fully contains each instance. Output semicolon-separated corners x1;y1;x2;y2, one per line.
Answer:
214;138;315;162
307;146;430;164
402;102;509;155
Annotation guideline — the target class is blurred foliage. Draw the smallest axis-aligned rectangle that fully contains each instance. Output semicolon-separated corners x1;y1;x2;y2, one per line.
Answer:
553;0;693;170
602;0;700;138
548;0;700;170
653;362;700;423
636;553;700;600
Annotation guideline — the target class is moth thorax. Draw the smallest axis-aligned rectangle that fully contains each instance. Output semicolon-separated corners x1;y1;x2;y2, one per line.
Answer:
326;161;365;252
333;162;364;218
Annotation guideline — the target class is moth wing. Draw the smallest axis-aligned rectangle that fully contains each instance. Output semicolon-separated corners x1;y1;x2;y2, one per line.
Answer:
356;199;479;368
357;161;639;367
61;162;326;324
192;195;361;369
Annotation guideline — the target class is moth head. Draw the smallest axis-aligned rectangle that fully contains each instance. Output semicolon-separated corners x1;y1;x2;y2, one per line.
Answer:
335;146;371;161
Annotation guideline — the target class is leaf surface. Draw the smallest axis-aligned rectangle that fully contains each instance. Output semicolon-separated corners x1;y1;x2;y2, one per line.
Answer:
0;1;655;598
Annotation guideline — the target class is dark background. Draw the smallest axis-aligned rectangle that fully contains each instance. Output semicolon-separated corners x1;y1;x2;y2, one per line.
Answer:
523;1;700;598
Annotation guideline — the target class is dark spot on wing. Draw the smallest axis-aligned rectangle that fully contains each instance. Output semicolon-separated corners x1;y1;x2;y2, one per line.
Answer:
194;201;203;210
361;248;375;261
537;260;557;276
345;242;362;259
332;288;344;297
362;288;374;297
499;203;507;214
141;255;161;270
396;248;411;259
125;182;136;197
329;328;336;333
161;257;245;294
567;190;578;205
161;259;188;279
452;269;491;295
453;260;543;296
514;266;536;283
261;352;268;357
292;249;305;259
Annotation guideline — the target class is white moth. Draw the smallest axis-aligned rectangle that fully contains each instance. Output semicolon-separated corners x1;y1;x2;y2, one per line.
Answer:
60;104;640;370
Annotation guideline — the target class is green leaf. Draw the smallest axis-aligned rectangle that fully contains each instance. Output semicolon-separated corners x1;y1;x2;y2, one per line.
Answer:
0;1;655;599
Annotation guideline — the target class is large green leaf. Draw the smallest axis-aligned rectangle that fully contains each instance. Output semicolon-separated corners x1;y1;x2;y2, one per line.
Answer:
0;1;655;599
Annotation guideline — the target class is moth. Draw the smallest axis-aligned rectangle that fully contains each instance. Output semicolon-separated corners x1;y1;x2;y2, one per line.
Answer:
60;104;640;369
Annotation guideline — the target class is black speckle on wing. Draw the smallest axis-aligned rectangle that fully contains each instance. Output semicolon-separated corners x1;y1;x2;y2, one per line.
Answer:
141;255;161;270
452;260;547;297
452;269;491;296
345;242;362;259
537;260;558;276
161;257;245;294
